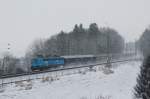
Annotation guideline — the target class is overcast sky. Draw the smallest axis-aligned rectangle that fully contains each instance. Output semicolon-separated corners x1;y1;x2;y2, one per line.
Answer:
0;0;150;57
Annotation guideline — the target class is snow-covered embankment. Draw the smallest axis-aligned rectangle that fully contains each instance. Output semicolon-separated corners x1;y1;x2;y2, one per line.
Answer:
0;61;141;99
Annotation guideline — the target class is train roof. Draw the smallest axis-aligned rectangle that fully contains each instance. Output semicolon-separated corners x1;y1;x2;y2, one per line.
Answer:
62;55;96;59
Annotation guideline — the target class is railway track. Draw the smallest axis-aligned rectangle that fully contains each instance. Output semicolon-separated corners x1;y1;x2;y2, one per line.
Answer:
0;58;141;85
0;58;141;79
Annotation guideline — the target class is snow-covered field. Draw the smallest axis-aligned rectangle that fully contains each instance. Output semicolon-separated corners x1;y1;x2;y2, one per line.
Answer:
0;61;141;99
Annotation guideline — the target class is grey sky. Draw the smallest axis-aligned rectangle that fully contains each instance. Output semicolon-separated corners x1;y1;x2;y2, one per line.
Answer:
0;0;150;57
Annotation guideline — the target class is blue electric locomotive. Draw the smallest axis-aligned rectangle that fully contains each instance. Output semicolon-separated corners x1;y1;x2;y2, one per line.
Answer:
31;56;65;71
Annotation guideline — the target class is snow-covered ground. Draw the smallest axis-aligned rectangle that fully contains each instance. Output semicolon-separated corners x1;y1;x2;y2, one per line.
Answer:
0;61;141;99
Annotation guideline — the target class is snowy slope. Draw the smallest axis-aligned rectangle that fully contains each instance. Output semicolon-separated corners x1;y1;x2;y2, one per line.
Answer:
0;61;141;99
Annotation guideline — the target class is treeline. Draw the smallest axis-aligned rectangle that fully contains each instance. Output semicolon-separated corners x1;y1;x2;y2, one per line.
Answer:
134;26;150;99
138;27;150;57
27;23;124;58
0;53;25;75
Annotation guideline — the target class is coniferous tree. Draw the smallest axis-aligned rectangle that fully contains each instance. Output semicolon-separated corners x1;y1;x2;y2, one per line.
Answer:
134;56;150;99
88;23;99;54
139;28;150;57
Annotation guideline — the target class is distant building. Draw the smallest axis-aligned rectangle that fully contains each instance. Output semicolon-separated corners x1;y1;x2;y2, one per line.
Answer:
124;42;136;54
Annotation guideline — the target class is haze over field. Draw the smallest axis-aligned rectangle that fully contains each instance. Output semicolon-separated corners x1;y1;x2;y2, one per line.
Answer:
0;0;150;57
